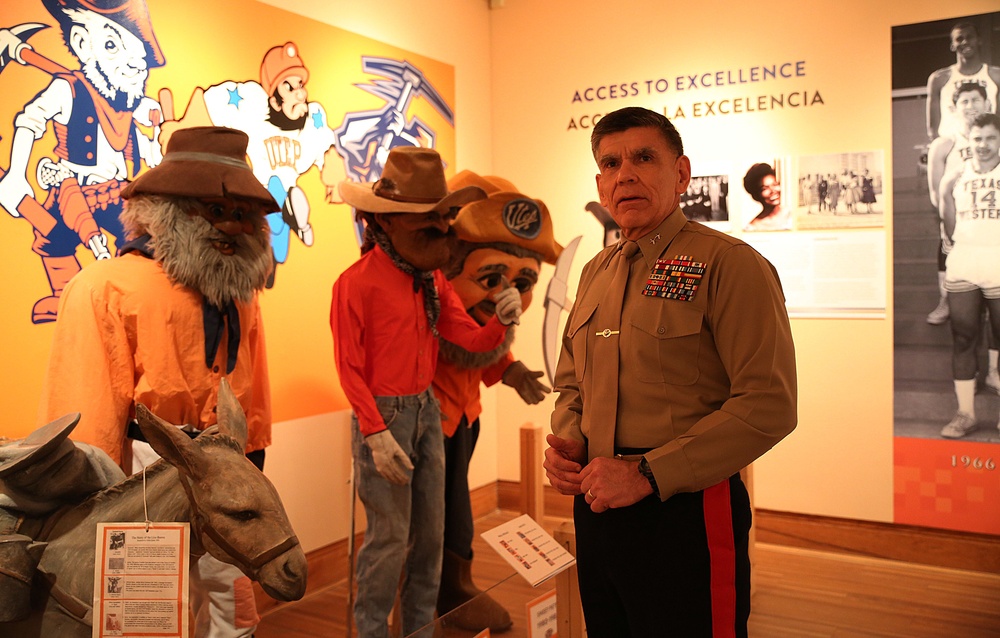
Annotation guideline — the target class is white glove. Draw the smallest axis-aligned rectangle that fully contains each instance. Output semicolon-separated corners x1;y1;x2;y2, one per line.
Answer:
365;430;413;485
494;287;522;326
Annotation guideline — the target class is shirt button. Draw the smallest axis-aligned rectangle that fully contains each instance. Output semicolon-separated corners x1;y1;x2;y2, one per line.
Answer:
657;327;665;334
213;365;220;373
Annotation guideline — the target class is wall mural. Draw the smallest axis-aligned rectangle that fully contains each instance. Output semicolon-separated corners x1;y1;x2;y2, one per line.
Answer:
0;0;458;435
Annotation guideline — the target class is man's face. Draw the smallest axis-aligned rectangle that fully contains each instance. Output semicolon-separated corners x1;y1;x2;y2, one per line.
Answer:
270;75;309;120
954;90;988;125
595;126;691;240
950;27;979;58
449;247;540;325
970;123;1000;164
378;208;458;271
71;11;149;110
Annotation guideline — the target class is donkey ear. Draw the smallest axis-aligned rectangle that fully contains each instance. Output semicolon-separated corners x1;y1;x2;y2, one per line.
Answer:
215;378;248;450
135;404;205;480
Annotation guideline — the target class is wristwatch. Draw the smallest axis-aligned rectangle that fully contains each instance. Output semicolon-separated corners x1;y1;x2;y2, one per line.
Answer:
638;456;659;498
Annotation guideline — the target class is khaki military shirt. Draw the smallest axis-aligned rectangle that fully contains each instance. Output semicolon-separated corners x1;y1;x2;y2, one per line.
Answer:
551;210;797;500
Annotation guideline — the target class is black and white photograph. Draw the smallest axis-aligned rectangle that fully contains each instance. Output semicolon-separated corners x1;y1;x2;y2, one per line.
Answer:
794;151;885;230
679;174;729;224
741;158;791;232
892;11;1000;443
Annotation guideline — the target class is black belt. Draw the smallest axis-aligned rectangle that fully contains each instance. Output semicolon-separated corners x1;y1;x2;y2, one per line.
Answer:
615;446;654;456
127;421;200;443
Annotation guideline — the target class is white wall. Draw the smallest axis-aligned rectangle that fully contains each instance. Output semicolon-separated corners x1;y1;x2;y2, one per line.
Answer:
486;0;999;523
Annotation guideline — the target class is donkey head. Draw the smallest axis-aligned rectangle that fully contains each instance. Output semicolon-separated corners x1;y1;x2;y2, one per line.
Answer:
134;379;307;601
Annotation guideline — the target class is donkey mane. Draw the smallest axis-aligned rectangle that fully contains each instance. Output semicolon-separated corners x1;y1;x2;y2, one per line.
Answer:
85;434;245;506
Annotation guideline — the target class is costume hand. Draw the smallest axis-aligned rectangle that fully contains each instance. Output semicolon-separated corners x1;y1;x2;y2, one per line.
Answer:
502;361;550;404
494;287;522;326
543;434;586;496
365;430;414;485
581;457;654;513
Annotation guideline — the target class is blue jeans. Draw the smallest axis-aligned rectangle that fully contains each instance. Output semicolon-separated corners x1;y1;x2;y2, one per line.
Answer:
352;388;445;638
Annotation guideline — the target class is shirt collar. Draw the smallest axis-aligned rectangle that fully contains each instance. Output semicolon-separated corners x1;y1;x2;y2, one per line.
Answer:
635;208;686;267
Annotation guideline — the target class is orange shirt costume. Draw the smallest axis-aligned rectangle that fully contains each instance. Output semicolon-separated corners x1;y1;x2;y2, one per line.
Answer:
432;352;513;437
38;253;271;467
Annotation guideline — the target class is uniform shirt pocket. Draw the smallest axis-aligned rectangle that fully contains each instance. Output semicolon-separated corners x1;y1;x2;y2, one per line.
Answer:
629;302;703;385
566;303;599;382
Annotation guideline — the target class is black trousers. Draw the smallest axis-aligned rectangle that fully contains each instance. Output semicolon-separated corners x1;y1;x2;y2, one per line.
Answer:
442;416;479;558
574;474;751;638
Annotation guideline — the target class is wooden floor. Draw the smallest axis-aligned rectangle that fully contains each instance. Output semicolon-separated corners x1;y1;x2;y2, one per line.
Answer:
256;510;1000;638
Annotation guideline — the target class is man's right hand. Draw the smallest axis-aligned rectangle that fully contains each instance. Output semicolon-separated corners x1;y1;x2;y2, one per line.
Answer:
365;429;414;485
543;433;586;496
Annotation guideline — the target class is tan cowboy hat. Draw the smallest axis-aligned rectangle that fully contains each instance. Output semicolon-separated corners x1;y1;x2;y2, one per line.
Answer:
0;413;81;478
43;0;165;68
120;126;279;211
447;171;562;265
338;147;486;214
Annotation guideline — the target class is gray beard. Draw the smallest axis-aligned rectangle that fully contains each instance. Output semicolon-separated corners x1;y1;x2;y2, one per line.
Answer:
123;197;272;307
438;325;515;370
82;59;146;111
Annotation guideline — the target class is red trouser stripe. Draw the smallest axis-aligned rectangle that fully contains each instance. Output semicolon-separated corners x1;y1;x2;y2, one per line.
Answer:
704;479;736;637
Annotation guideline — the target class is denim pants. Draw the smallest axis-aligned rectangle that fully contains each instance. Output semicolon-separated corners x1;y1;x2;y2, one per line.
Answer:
352;388;445;638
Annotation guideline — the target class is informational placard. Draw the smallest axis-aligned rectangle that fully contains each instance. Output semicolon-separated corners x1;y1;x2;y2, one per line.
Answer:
526;589;559;638
93;522;190;638
481;514;576;588
743;230;887;317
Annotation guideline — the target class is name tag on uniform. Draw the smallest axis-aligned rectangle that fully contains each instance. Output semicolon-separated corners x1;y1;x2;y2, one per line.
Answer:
643;255;706;301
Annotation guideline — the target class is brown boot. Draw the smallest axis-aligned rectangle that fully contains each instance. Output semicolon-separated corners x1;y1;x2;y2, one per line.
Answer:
437;548;512;633
32;255;81;324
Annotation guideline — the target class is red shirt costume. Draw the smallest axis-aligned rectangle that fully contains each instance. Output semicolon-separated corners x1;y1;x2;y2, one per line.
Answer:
331;244;508;437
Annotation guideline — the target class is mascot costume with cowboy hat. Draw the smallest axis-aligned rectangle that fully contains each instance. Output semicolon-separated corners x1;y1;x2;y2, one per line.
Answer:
36;126;279;638
432;171;562;633
331;147;522;638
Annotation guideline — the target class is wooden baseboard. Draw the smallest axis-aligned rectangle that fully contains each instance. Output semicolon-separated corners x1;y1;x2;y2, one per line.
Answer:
754;508;1000;573
257;480;999;615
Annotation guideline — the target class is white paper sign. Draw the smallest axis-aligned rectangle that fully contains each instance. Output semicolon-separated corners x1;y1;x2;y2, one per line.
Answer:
93;522;190;638
481;514;576;587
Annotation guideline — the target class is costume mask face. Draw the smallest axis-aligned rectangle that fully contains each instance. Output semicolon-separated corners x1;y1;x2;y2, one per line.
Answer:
449;247;540;326
125;196;272;307
377;209;458;272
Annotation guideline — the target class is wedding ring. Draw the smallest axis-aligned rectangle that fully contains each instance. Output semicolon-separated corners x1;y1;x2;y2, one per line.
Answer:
587;489;595;499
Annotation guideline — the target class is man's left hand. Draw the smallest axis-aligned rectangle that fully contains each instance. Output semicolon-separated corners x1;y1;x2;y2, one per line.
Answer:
580;457;653;513
502;360;550;404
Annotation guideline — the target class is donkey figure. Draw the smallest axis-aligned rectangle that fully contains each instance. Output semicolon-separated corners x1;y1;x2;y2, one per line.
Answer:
2;379;307;637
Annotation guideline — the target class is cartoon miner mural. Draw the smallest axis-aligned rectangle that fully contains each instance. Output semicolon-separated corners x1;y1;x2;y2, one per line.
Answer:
432;172;562;632
335;56;452;245
158;41;345;287
0;0;165;323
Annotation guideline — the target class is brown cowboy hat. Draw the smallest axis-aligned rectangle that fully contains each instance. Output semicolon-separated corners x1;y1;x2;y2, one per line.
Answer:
338;147;486;214
43;0;165;68
120;126;279;210
448;171;562;265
